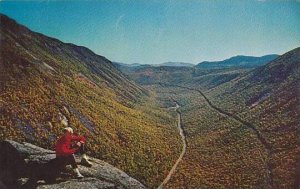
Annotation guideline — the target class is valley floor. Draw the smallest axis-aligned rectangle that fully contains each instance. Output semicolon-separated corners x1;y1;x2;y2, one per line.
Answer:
147;83;299;189
157;102;186;189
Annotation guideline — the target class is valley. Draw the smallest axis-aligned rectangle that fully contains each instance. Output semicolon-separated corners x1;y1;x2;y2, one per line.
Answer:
0;13;299;189
161;84;274;188
121;48;300;188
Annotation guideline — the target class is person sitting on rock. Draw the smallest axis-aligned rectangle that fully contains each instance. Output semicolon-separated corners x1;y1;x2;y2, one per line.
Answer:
55;127;92;178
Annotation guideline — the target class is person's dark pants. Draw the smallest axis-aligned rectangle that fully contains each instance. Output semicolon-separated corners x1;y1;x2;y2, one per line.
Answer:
56;154;78;169
56;144;87;169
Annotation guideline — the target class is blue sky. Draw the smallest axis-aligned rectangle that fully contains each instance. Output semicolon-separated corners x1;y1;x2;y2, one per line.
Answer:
1;0;299;64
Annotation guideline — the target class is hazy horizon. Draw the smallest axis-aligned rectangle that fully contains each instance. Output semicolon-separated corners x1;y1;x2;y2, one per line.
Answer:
0;0;299;64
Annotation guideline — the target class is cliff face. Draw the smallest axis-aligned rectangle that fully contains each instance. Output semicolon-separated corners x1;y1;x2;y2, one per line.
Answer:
0;140;146;189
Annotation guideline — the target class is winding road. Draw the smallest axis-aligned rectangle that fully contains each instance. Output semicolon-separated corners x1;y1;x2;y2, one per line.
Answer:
158;83;273;188
157;103;186;189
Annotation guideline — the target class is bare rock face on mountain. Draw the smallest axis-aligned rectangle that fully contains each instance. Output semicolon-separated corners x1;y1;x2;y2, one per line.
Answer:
0;140;146;189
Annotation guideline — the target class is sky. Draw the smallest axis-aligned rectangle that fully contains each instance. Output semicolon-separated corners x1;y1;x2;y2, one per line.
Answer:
0;0;299;65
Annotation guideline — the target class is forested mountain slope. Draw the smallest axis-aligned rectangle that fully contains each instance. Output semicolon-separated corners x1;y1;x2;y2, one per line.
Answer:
0;14;181;188
163;48;299;188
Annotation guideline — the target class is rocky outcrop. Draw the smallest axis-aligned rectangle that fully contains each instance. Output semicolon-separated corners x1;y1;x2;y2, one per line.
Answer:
0;140;146;189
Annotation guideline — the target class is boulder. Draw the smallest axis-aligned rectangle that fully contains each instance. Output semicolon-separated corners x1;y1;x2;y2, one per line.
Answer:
0;140;146;189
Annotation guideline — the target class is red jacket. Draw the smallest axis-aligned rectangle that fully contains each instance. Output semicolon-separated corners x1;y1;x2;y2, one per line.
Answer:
55;133;86;156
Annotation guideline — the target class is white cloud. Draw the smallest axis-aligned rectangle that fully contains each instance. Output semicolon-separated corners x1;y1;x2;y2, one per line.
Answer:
115;14;125;31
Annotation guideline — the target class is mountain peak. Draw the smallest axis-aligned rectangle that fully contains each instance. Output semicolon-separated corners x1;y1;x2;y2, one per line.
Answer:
196;54;279;69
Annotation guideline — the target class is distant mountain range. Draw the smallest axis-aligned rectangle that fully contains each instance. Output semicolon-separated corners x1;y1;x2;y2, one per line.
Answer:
113;62;145;67
115;55;279;70
158;62;194;67
116;54;280;87
196;54;279;69
114;61;194;68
